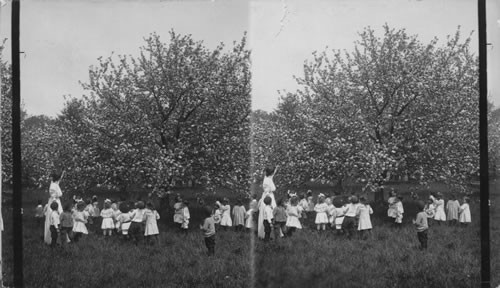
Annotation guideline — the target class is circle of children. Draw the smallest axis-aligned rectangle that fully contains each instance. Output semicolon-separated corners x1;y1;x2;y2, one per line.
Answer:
37;168;472;255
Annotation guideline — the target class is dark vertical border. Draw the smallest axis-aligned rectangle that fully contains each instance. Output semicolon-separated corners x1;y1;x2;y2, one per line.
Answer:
11;0;23;287
478;0;490;287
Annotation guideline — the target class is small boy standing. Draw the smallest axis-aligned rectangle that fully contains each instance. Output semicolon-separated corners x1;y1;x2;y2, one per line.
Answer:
59;203;74;244
200;206;216;256
263;196;274;242
48;201;61;248
413;201;429;250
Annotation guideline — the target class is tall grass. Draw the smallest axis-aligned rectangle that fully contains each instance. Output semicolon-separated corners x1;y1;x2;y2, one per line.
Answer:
0;181;488;287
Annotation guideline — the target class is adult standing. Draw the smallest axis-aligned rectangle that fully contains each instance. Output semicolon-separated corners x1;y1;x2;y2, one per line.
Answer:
44;171;64;245
257;165;278;239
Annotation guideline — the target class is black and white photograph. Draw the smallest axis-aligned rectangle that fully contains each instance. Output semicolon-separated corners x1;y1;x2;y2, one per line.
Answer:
0;0;499;287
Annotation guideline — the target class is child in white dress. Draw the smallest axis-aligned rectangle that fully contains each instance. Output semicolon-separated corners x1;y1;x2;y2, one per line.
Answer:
446;194;460;226
219;198;232;230
72;201;89;242
181;200;190;233
314;194;328;231
173;196;184;230
232;199;246;232
430;192;446;225
285;196;302;237
245;207;255;231
394;196;404;227
143;201;160;244
213;203;222;226
357;197;373;239
101;200;114;237
459;197;471;226
325;197;337;229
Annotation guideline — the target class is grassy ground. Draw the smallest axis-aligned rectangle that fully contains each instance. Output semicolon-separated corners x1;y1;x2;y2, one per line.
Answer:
1;181;487;287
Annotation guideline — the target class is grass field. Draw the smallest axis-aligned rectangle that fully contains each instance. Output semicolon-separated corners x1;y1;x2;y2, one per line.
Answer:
0;180;491;288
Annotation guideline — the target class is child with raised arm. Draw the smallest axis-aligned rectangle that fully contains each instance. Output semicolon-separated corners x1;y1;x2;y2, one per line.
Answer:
413;201;428;250
200;206;216;256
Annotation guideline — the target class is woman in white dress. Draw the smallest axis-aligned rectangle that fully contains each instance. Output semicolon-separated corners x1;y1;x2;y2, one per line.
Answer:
44;171;64;245
258;165;278;239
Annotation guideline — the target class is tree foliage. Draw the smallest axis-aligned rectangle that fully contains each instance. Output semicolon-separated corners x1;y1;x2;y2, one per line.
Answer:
52;31;252;194
253;25;482;196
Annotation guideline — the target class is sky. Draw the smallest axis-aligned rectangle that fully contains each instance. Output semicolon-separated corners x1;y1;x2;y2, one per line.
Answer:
0;0;499;117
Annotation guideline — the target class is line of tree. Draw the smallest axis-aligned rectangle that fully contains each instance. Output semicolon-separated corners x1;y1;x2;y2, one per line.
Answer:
1;26;500;201
251;25;499;201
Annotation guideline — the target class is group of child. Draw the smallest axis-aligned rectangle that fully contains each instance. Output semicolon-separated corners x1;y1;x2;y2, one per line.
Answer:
38;195;161;247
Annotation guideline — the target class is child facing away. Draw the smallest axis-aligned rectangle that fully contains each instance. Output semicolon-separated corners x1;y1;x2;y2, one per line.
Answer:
325;197;337;230
143;201;160;244
59;203;74;244
357;197;373;239
219;198;232;230
181;200;190;233
128;201;146;245
72;201;89;242
459;197;471;226
394;196;404;227
35;200;44;227
413;200;429;250
48;201;60;247
273;198;288;239
314;194;329;231
116;203;132;239
430;192;446;225
262;196;274;242
232;199;246;232
342;196;360;239
335;204;346;234
285;196;302;237
173;195;184;230
306;190;315;215
200;206;216;256
100;199;115;237
446;194;460;226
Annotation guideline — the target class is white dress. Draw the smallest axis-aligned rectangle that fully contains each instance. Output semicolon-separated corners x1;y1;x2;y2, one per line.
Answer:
358;204;373;230
432;197;446;221
100;208;115;229
44;181;63;244
387;197;397;218
182;207;190;229
173;202;183;224
285;205;302;229
220;205;232;226
245;208;255;229
144;209;160;235
459;203;471;223
314;203;329;224
72;210;89;234
113;210;122;229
